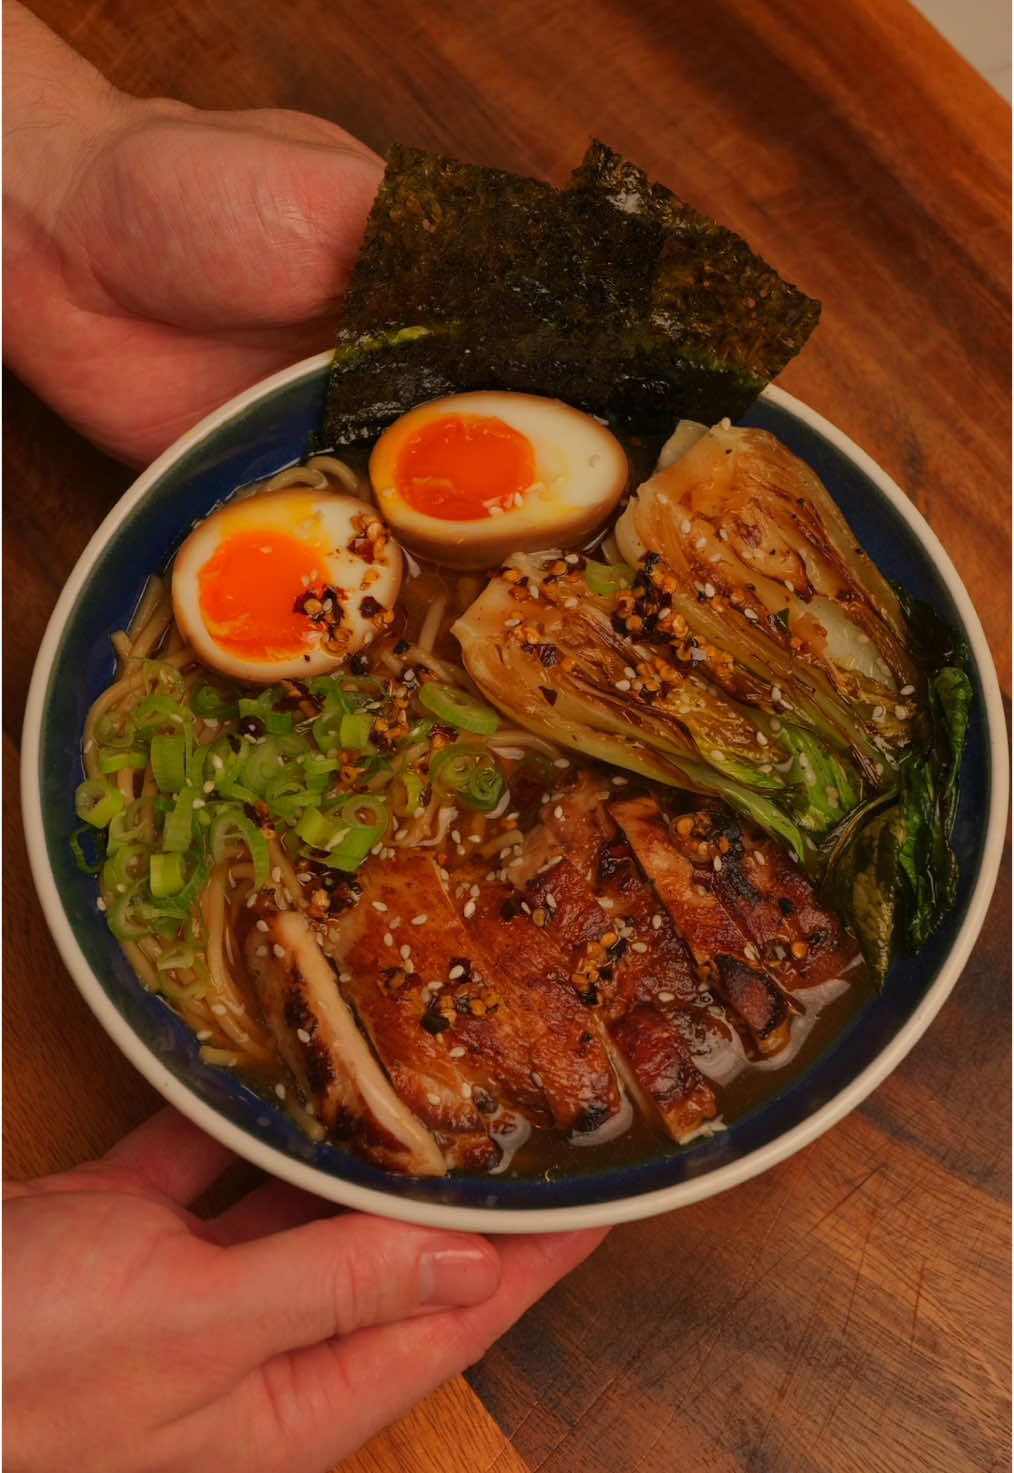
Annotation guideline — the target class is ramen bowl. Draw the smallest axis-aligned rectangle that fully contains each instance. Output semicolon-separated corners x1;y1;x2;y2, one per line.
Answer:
21;352;1008;1232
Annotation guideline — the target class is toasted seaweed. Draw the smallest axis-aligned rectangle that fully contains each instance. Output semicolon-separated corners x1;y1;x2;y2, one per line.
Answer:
321;140;820;447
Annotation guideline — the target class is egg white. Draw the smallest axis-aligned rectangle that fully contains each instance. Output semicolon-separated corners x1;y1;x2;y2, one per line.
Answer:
369;391;629;570
171;488;402;683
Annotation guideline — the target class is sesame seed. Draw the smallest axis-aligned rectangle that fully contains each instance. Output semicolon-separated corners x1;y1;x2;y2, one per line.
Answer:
427;1092;441;1106
615;679;631;691
399;943;412;960
211;1003;228;1015
449;1046;466;1058
894;705;908;720
631;941;648;953
463;900;476;918
411;914;428;926
383;932;394;946
274;1083;287;1099
652;913;664;929
296;1028;311;1043
272;943;285;958
96;897;107;912
196;1029;212;1041
900;684;915;696
657;991;675;1003
713;856;723;872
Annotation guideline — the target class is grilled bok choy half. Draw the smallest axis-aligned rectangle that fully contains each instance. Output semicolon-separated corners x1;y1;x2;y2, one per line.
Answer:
453;421;972;985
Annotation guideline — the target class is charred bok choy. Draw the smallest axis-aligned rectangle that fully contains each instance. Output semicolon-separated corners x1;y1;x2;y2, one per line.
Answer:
454;421;972;984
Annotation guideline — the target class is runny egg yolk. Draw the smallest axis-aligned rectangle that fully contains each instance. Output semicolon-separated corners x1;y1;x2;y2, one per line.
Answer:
197;528;325;661
394;414;536;521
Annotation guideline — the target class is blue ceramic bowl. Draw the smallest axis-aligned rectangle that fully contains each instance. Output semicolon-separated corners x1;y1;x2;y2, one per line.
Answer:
22;355;1009;1231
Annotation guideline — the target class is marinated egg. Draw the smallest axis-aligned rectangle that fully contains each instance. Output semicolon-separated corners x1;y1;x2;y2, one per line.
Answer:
369;391;629;569
171;488;402;683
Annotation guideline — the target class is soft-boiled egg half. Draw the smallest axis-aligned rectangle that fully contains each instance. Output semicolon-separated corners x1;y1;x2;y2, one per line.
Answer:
369;391;629;569
171;488;402;683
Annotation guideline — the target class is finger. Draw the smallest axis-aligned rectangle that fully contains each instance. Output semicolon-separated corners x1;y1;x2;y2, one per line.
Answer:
208;1180;344;1246
208;1226;608;1473
201;1213;503;1366
104;1106;235;1204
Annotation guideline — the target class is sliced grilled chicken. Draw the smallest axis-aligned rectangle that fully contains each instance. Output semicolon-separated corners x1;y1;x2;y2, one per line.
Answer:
323;853;507;1172
610;794;794;1057
510;784;722;1141
243;904;446;1176
450;875;629;1139
675;804;861;989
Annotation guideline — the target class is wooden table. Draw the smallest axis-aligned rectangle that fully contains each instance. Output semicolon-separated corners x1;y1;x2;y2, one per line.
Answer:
5;1;1010;1469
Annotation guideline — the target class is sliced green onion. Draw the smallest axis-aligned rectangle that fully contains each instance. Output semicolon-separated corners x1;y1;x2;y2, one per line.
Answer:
390;771;425;817
306;676;351;711
429;744;505;812
203;734;245;792
93;707;135;749
312;708;347;753
295;806;347;850
584;559;636;595
419;681;501;734
210;810;270;887
150;732;188;793
191;682;237;720
299;751;341;784
238;693;294;735
318;793;389;871
75;777;126;829
98;748;148;774
70;823;105;875
150;851;187;898
339;712;374;752
107;797;157;852
132;693;191;737
105;883;154;940
101;842;151;892
162;789;198;852
141;659;187;702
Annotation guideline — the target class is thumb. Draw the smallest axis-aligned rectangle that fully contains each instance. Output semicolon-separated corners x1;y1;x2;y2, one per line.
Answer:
200;1213;502;1369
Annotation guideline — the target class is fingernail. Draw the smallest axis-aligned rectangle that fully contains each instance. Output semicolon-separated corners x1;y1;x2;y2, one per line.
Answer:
419;1243;500;1307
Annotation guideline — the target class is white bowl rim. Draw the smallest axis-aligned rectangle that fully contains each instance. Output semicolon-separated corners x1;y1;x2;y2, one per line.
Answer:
20;354;1010;1233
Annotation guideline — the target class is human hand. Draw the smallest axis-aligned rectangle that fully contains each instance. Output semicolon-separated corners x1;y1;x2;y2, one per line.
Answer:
4;4;383;467
3;1108;607;1473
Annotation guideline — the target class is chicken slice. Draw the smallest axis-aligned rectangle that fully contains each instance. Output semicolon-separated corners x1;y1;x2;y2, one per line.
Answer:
677;804;862;989
513;797;721;1141
448;874;628;1139
322;854;505;1173
243;905;446;1176
610;795;794;1057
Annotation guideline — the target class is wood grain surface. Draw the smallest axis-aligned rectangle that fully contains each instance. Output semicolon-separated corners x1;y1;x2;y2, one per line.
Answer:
4;2;1010;1471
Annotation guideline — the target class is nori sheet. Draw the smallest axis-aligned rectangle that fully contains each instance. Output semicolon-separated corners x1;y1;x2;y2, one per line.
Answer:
321;140;820;447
